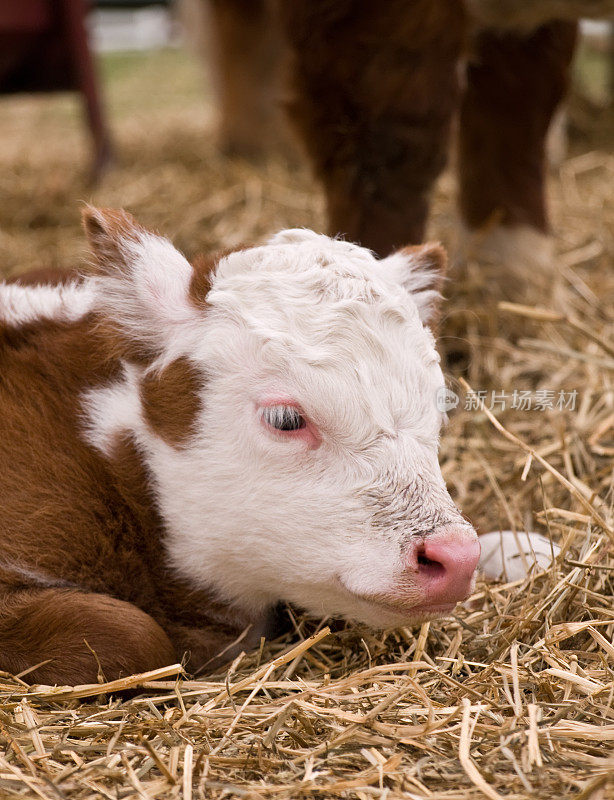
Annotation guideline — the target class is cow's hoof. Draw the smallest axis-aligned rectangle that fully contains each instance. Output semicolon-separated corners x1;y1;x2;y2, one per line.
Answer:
454;224;555;305
478;530;561;582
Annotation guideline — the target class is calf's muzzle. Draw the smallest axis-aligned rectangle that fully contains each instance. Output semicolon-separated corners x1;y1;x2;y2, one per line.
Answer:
406;524;480;608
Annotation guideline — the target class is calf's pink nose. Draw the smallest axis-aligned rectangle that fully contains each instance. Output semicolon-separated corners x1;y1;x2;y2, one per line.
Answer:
411;526;480;605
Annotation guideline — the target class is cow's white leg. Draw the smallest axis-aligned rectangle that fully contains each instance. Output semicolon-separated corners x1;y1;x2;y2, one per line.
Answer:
546;106;568;169
458;224;553;272
478;530;561;582
455;223;555;301
457;19;576;302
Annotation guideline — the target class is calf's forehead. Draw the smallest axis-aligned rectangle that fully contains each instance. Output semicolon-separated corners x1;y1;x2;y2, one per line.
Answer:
210;248;431;347
214;238;416;309
216;236;381;280
279;348;444;438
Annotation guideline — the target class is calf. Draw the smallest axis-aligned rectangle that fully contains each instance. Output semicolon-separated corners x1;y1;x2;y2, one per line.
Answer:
0;207;486;685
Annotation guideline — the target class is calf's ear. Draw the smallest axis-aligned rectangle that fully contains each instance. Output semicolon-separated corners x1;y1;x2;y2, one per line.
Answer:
83;206;144;272
381;242;446;326
82;206;198;345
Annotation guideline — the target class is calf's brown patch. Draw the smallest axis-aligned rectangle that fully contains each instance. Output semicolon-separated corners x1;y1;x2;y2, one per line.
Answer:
6;267;82;286
140;357;203;447
189;253;218;308
188;246;249;309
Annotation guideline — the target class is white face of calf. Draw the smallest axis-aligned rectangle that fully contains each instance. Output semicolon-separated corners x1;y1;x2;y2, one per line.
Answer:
85;209;479;629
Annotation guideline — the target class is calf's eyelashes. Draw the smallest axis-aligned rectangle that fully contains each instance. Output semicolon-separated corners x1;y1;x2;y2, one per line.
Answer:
261;405;305;432
258;401;320;448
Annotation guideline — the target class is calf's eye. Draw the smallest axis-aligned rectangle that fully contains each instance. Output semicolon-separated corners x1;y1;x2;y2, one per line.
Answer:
262;405;306;432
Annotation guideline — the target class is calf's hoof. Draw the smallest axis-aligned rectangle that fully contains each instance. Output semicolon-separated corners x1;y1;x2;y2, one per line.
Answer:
478;530;561;582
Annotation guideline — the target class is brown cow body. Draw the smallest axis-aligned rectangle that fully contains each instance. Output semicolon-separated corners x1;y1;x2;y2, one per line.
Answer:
194;0;587;274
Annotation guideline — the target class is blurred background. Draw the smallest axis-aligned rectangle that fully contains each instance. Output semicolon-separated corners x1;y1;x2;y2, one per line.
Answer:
0;0;324;276
0;1;612;283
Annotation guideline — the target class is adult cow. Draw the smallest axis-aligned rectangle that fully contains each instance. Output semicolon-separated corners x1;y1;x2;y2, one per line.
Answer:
185;0;613;293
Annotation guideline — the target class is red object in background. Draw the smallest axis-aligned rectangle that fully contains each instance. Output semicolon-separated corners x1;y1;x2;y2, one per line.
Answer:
0;0;112;180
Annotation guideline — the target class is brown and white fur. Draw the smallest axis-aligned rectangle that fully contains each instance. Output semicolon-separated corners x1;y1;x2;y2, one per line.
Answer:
0;209;555;686
0;208;477;684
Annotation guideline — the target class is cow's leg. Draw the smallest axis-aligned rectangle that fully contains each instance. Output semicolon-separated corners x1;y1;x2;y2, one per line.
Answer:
458;21;577;294
280;0;466;255
196;0;290;158
0;588;176;685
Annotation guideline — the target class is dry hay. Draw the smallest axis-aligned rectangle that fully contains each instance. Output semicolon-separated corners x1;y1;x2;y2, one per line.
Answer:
0;51;613;800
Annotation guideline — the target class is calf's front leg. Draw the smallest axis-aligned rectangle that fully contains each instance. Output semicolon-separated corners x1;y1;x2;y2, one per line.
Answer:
479;530;562;582
0;588;176;685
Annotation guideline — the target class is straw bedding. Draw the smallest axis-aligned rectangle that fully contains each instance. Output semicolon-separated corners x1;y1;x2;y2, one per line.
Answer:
0;49;612;799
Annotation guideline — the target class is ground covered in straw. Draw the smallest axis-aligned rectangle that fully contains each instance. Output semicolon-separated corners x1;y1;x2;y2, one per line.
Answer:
0;45;612;800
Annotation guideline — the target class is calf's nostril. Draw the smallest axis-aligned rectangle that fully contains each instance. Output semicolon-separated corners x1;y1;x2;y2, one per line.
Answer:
416;547;446;578
405;529;480;606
